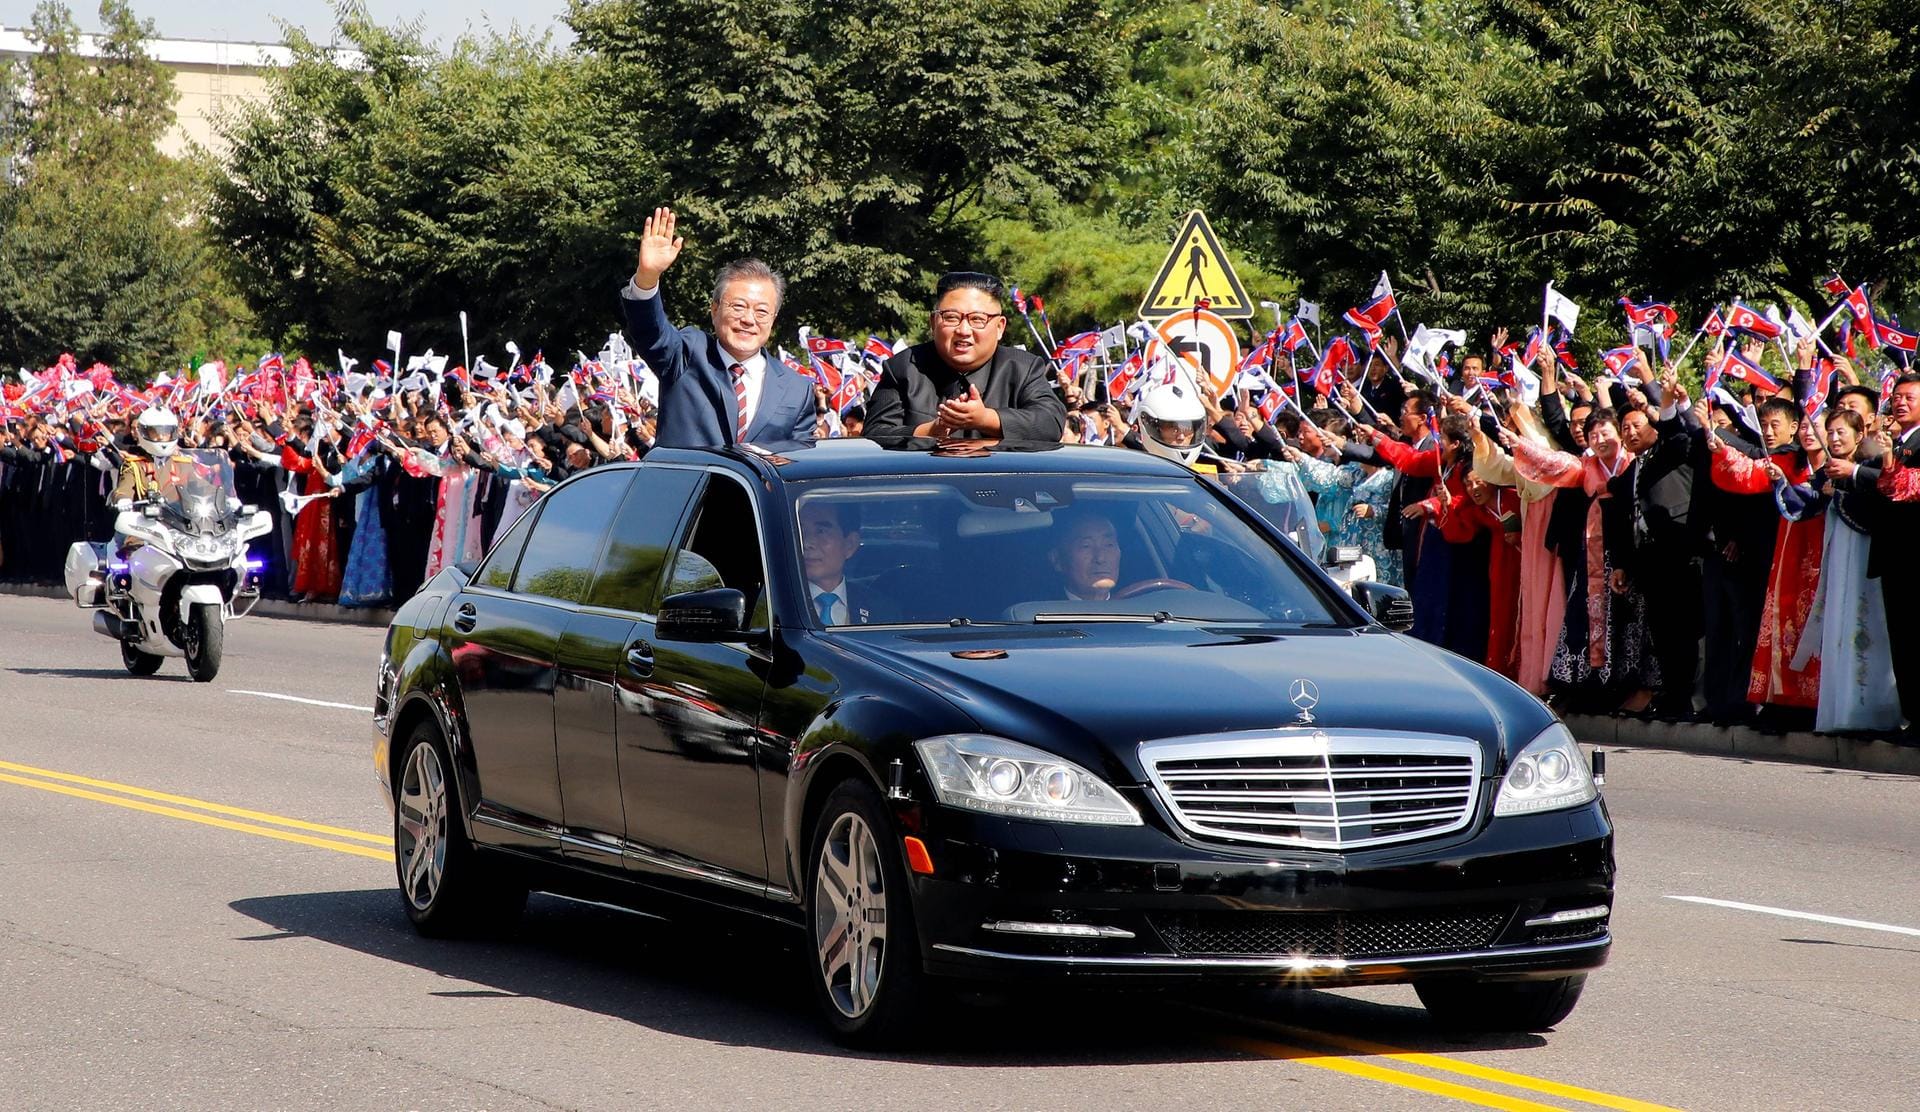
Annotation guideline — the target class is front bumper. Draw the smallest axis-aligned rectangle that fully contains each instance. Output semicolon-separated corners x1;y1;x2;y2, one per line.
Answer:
908;797;1614;986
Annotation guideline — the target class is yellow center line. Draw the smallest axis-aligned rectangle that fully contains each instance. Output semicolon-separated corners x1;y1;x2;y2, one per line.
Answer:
0;757;392;846
0;771;392;862
1264;1022;1683;1112
1224;1036;1568;1110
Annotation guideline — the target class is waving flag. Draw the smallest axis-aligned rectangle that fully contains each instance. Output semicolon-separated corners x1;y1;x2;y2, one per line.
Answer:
1280;319;1312;353
1701;307;1728;337
1725;301;1783;340
1841;287;1876;349
1876;317;1919;357
1295;299;1321;327
1236;332;1278;378
1802;358;1837;418
1601;346;1638;378
862;336;894;364
1544;283;1580;332
1051;331;1102;363
1823;274;1852;297
1311;336;1357;394
809;355;844;394
1709;347;1781;393
1343;291;1396;332
1620;298;1677;329
1106;353;1143;400
806;336;849;359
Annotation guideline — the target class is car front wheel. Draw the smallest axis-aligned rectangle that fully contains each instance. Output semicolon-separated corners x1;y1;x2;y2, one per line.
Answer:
1415;974;1588;1033
805;779;932;1046
394;720;525;936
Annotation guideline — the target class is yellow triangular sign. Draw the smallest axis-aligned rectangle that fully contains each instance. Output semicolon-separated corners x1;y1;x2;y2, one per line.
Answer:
1139;210;1253;320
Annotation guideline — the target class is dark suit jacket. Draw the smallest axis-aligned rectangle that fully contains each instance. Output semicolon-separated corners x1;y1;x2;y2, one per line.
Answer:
1842;427;1920;579
864;343;1066;442
620;287;816;448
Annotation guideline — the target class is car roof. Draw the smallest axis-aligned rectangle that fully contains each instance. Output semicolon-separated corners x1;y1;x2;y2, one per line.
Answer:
640;438;1201;484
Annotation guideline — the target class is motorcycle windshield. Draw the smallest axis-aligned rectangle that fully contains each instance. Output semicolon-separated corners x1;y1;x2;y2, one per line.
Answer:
156;450;238;534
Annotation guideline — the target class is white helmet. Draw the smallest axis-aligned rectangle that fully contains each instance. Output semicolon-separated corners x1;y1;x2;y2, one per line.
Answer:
136;407;180;459
1133;375;1207;466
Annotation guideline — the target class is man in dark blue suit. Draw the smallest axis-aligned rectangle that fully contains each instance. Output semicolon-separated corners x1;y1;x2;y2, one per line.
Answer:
619;206;817;448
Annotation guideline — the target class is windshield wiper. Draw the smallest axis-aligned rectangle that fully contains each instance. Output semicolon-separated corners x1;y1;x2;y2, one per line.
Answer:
1030;612;1162;623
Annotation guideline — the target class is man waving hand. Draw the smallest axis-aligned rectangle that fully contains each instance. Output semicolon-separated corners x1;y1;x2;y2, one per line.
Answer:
619;207;816;448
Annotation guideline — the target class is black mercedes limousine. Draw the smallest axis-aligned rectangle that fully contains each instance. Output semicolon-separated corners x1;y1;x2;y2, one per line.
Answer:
373;438;1613;1044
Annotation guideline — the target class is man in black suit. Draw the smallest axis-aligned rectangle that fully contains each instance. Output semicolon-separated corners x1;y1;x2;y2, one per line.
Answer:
798;499;894;626
864;272;1066;442
1832;372;1920;732
619;207;816;448
1607;384;1705;717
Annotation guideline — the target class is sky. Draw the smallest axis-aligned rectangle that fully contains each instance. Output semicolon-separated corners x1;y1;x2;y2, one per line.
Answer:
22;0;575;47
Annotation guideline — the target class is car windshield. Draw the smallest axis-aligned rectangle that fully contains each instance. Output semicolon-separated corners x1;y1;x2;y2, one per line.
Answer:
1209;468;1327;564
155;450;238;531
790;474;1348;627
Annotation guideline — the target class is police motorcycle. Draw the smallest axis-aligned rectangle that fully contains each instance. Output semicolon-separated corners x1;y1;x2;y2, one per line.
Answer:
1131;371;1381;597
65;444;271;681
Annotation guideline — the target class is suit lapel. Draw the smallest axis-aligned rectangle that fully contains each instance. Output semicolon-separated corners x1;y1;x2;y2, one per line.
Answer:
745;357;805;442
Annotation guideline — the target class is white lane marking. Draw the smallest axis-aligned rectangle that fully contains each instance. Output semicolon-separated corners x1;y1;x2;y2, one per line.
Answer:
230;689;374;713
1667;895;1920;938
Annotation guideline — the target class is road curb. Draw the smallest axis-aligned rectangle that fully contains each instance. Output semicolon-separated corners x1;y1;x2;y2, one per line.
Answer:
1564;713;1920;777
0;580;395;627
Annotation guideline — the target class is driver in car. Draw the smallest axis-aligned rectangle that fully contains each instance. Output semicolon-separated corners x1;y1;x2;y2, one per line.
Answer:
1049;510;1123;601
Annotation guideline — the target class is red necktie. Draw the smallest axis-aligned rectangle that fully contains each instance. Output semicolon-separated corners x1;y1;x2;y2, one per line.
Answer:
731;363;749;441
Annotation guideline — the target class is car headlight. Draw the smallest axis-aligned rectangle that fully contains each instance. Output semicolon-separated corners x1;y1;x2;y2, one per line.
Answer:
1493;722;1597;817
913;735;1142;825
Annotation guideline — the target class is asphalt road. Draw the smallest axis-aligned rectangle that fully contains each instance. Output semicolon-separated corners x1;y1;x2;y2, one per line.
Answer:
1;592;1915;1111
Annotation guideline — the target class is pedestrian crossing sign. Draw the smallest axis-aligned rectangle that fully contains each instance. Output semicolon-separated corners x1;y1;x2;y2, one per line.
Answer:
1139;210;1253;320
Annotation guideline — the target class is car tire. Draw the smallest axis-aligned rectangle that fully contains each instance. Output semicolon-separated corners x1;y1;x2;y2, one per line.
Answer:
394;720;526;937
1415;974;1588;1033
183;602;223;682
121;639;163;676
804;778;933;1047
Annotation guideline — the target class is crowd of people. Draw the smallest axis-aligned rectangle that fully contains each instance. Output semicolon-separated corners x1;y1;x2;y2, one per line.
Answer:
2;207;1913;740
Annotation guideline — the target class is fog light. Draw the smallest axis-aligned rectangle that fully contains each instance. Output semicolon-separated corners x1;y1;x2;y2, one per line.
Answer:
1524;905;1609;928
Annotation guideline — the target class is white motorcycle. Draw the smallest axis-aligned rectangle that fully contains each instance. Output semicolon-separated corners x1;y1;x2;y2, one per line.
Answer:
64;449;271;681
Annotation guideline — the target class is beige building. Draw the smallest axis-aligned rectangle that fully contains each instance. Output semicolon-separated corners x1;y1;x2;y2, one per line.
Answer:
0;27;321;159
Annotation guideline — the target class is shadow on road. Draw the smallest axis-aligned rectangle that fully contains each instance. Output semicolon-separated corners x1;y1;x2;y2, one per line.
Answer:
8;665;190;681
230;887;1547;1063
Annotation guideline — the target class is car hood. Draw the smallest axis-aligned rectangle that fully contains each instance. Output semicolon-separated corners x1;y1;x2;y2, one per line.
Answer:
833;624;1552;786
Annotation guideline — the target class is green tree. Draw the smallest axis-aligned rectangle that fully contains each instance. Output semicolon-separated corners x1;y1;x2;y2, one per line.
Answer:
211;11;632;357
0;0;253;373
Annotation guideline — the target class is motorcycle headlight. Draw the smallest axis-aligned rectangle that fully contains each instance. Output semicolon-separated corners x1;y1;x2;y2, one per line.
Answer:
913;735;1142;825
1493;722;1598;817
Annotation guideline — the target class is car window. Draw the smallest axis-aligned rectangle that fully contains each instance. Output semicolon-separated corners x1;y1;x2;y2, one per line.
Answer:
586;466;703;615
663;474;768;624
789;475;1345;626
472;498;541;591
511;469;630;603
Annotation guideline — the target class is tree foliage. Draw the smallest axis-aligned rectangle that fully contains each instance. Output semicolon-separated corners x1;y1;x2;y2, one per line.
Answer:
0;0;248;372
1189;0;1920;349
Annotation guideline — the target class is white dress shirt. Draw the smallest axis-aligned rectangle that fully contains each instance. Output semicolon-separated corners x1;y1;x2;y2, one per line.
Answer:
624;279;767;431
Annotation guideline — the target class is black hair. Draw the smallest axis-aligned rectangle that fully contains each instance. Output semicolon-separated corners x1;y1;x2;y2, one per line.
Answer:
805;500;860;534
1404;390;1434;419
934;271;1005;303
841;404;866;424
1756;396;1801;426
1833;384;1879;411
1583;407;1619;437
1896;372;1920;390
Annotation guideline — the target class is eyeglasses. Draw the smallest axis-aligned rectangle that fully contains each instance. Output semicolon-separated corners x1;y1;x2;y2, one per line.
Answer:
719;301;775;323
932;310;1005;329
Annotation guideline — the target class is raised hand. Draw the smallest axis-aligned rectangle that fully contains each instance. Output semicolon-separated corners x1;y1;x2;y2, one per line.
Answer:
1490;326;1509;353
634;206;685;289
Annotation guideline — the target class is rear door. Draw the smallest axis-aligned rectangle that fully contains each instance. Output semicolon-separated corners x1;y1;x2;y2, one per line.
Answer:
447;468;627;851
553;465;703;869
618;469;774;892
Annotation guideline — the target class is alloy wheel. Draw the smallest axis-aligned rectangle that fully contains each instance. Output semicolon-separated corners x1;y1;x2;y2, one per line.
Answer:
814;811;888;1018
396;742;448;911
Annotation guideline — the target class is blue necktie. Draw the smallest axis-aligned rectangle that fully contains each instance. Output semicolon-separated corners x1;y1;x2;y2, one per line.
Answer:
815;591;840;624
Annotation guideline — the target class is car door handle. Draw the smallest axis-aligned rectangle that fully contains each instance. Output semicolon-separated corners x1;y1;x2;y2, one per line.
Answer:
625;642;655;676
453;602;478;633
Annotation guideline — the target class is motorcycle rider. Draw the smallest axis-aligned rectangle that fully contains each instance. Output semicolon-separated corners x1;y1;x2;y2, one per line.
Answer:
1125;373;1208;468
113;407;181;553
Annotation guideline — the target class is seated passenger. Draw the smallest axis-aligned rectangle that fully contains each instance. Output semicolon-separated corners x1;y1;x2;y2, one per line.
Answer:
1049;510;1123;602
799;500;893;625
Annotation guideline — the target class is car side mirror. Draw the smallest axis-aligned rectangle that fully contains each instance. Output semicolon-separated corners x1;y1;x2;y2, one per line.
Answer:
657;587;750;642
1351;580;1414;632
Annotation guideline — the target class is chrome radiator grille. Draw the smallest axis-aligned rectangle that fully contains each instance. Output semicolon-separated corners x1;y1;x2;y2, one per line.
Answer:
1139;731;1483;850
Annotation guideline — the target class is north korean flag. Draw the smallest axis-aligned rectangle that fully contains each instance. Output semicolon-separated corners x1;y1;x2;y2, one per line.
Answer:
862;336;894;364
1106;353;1142;400
1601;346;1638;378
1619;298;1677;329
1710;347;1781;393
1311;336;1357;394
1725;301;1784;340
1843;287;1877;348
1876;317;1919;354
1281;319;1312;353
